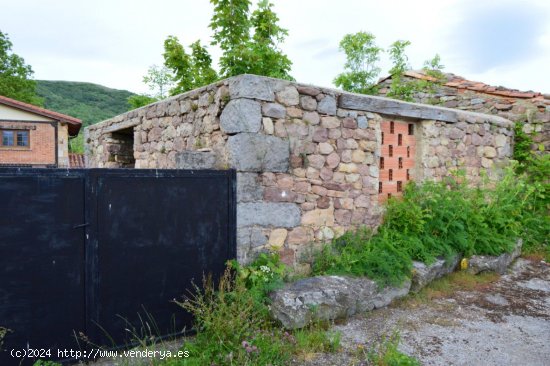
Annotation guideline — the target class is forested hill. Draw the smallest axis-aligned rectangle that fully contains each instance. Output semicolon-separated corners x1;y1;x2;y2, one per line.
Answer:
36;80;135;127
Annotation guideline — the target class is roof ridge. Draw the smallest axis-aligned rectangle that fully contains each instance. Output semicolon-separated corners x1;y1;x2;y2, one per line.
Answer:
0;95;82;124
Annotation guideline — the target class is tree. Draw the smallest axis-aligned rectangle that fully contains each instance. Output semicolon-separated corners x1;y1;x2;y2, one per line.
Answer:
143;64;174;99
386;40;415;101
248;0;293;80
163;0;293;93
163;36;218;95
210;0;252;77
0;30;42;105
127;94;157;109
333;31;383;94
209;0;292;79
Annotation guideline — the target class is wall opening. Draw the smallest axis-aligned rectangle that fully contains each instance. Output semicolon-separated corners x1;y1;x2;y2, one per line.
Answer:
107;127;135;168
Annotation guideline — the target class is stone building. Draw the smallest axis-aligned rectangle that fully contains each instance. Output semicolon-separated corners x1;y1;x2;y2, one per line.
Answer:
85;74;513;266
0;95;81;168
377;70;549;153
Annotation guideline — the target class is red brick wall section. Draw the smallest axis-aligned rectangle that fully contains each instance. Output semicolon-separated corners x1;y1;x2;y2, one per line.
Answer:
379;120;416;202
0;121;56;166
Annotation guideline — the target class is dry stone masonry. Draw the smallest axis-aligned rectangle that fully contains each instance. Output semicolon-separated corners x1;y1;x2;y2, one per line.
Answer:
378;70;550;154
86;74;514;266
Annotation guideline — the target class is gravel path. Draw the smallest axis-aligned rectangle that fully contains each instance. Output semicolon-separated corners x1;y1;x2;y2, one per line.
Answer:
296;258;550;366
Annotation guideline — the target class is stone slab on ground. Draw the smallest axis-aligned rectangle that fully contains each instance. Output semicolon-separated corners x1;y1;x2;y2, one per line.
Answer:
269;275;411;329
411;255;461;292
292;257;550;366
467;239;522;275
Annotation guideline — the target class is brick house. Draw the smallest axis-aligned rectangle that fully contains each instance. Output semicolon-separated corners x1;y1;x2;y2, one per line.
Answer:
0;95;82;168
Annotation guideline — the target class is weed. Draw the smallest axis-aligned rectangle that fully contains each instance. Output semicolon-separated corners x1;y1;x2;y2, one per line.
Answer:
229;252;287;310
193;137;203;149
0;327;10;351
171;256;340;365
33;361;62;366
221;93;230;104
355;331;420;366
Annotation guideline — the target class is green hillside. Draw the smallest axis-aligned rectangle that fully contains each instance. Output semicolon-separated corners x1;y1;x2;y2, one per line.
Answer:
35;80;136;153
36;80;135;128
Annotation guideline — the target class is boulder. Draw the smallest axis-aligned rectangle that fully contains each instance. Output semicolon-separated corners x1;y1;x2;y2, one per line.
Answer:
467;239;523;275
269;275;410;329
411;255;461;292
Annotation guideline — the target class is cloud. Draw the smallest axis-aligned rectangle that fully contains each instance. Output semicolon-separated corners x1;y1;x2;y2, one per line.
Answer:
449;1;549;73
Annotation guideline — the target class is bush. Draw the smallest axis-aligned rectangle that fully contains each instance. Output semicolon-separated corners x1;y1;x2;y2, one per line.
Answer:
313;164;549;284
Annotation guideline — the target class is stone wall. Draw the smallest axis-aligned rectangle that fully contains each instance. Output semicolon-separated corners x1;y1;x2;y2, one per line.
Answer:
378;71;550;153
86;74;514;268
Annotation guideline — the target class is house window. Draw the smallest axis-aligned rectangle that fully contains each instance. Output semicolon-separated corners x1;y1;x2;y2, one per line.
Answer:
398;134;403;146
1;130;30;148
380;157;384;169
390;121;395;134
408;124;414;135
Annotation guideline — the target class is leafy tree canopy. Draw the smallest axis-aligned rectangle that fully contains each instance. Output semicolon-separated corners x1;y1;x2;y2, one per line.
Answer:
163;37;218;95
143;64;174;99
334;31;445;101
127;94;157;109
0;30;42;105
162;0;292;95
333;31;383;94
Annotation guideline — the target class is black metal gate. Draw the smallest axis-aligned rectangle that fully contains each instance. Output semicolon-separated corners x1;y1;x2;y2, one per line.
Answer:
0;169;236;365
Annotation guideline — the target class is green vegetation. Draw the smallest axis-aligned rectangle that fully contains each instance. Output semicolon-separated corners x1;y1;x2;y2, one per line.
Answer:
163;37;219;95
356;331;420;366
333;31;383;95
0;30;42;105
167;254;340;365
0;326;9;351
313;158;549;284
333;31;446;101
127;94;157;110
142;65;173;99
32;361;61;366
513;121;536;170
161;0;292;96
36;80;134;127
36;80;135;153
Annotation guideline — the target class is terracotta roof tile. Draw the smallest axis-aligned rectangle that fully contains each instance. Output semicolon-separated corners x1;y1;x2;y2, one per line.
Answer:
69;153;85;168
399;70;546;100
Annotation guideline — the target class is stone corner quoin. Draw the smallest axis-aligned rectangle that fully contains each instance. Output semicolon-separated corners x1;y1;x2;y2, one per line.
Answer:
84;73;515;266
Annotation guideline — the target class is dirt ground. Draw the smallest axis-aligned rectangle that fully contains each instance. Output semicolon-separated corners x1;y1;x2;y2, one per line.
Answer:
296;257;550;366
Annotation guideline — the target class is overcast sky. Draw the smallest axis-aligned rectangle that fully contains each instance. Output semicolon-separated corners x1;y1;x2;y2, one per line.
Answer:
1;0;549;95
